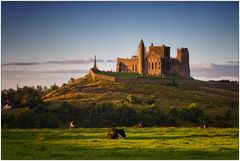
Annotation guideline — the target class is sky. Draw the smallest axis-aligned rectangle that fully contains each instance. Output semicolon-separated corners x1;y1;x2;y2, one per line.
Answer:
1;1;239;89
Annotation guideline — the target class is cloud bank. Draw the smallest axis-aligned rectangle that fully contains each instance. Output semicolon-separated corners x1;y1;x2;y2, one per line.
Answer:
2;62;41;66
2;58;107;66
190;62;238;81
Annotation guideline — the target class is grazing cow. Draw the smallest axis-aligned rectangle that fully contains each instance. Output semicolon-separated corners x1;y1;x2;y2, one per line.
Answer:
107;128;126;139
197;124;207;129
69;121;76;129
134;123;144;128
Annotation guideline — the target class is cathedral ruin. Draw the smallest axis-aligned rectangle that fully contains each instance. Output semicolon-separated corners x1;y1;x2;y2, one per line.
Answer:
116;39;190;78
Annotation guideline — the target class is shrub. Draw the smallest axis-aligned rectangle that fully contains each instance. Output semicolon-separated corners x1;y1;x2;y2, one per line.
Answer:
224;110;231;121
127;95;137;103
141;106;165;126
179;103;204;123
166;106;179;126
168;106;178;117
146;95;155;105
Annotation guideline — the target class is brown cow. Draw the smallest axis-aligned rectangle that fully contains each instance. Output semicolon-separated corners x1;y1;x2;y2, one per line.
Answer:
134;123;144;128
107;128;126;139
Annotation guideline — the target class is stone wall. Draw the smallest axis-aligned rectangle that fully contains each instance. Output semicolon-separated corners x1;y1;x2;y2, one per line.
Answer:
89;69;238;91
89;69;116;81
145;52;161;76
116;58;138;73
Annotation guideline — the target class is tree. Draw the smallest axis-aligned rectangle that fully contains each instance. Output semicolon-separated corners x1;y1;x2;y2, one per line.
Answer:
50;83;59;91
179;103;204;123
69;78;75;84
224;110;231;121
36;85;43;93
166;106;179;126
141;106;165;126
43;86;48;93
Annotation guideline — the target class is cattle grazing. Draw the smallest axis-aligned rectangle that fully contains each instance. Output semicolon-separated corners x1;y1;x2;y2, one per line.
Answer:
107;128;126;139
69;121;76;129
197;124;207;129
134;123;144;128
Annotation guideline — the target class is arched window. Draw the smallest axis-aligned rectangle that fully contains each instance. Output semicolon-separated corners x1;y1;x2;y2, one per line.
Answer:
155;62;157;70
152;62;154;70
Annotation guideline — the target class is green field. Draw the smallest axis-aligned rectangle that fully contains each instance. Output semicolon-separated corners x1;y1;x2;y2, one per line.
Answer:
95;70;140;78
2;128;238;160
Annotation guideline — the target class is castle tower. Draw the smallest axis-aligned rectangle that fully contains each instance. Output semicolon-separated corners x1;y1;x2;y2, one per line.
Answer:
177;48;190;78
138;38;145;74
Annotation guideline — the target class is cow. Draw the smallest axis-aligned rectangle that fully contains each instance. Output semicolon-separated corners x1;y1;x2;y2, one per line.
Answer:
197;124;207;129
69;121;76;129
107;128;126;139
134;123;144;128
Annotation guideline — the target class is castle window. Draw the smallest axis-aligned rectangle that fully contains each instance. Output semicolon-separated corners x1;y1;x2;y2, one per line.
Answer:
132;64;134;71
149;62;150;70
155;62;157;70
152;62;154;70
135;64;137;71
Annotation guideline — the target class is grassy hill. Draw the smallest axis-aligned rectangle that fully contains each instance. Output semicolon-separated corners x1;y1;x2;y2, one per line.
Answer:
42;74;238;125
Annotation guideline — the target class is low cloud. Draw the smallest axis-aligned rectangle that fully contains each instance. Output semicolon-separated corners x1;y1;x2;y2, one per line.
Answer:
191;63;239;79
41;69;88;74
44;58;105;64
2;58;109;66
2;62;40;66
226;60;239;64
106;59;117;63
2;68;88;74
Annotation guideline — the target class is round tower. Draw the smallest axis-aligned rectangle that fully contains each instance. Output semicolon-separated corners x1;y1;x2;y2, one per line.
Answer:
138;38;145;74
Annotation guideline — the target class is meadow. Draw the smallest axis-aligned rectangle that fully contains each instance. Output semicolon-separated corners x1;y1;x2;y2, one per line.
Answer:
1;127;238;160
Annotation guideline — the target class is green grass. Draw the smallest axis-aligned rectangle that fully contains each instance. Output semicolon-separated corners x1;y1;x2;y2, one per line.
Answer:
95;70;140;78
1;128;238;160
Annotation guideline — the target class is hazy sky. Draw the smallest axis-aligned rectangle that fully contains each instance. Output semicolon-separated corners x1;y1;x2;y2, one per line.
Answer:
1;1;239;89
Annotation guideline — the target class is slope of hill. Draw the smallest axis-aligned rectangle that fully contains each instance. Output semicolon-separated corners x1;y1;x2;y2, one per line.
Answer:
42;73;238;127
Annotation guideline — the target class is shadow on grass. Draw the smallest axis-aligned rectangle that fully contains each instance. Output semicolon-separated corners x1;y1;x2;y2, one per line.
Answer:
3;145;238;160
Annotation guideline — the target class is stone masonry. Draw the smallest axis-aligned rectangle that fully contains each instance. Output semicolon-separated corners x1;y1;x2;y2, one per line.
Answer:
116;39;190;78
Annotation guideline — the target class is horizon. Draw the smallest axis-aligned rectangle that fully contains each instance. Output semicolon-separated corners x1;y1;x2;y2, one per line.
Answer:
1;1;239;89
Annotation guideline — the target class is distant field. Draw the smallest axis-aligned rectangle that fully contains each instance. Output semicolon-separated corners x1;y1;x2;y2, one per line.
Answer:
2;128;238;160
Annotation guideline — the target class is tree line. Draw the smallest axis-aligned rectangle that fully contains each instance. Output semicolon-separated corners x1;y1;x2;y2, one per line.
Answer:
2;101;234;128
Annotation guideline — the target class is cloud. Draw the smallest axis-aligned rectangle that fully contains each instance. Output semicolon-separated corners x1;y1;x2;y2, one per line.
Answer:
2;58;109;66
191;63;239;79
44;58;105;65
190;62;215;69
44;59;94;64
226;60;239;64
41;69;88;74
2;62;40;66
106;59;117;63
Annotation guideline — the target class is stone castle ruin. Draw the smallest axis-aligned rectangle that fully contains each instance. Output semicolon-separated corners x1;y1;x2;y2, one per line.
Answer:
116;39;190;78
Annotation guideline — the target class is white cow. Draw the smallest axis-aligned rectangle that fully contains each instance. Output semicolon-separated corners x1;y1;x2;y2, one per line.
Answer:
3;104;12;110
